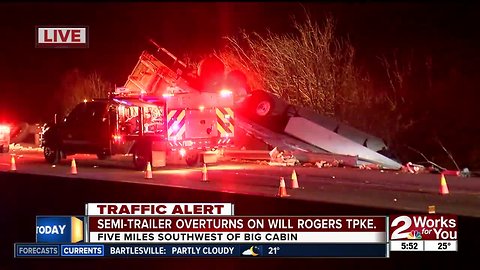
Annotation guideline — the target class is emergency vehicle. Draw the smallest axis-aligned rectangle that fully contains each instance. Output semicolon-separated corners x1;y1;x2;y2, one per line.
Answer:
41;41;236;170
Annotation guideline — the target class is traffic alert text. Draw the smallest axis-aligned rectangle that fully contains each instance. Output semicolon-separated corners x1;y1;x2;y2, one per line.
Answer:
86;203;234;216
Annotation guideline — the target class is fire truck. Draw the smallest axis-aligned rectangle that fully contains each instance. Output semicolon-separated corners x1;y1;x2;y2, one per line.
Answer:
42;41;237;170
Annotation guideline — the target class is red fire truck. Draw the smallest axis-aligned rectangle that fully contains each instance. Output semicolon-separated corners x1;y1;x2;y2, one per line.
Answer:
42;41;236;170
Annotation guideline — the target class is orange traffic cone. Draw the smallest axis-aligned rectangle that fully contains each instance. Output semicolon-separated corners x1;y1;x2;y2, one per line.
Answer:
291;170;299;189
277;177;290;197
439;173;449;195
10;155;16;171
145;162;153;179
71;158;78;175
201;163;209;182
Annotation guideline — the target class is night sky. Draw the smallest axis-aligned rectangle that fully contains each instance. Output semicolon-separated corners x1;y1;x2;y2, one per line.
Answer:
0;2;479;123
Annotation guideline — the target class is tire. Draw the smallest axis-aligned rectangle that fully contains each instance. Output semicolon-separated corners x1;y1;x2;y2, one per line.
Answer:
185;152;201;167
241;90;275;122
44;145;61;164
252;91;274;118
132;143;152;171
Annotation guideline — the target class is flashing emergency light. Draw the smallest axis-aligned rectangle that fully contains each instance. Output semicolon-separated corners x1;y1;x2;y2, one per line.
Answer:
220;89;232;97
0;125;10;133
112;134;123;143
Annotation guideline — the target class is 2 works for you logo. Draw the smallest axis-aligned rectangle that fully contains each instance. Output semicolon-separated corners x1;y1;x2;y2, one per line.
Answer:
35;26;89;48
390;215;457;241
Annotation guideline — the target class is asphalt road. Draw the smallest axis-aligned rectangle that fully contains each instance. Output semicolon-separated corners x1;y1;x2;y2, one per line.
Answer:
1;147;479;218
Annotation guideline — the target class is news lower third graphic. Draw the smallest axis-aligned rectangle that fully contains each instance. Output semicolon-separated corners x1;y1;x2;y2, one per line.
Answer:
14;203;459;258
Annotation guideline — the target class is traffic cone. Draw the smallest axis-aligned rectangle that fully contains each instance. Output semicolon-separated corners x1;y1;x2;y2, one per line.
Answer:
145;162;152;179
291;170;299;189
71;159;78;175
201;163;209;182
277;177;290;197
10;155;16;171
439;173;449;195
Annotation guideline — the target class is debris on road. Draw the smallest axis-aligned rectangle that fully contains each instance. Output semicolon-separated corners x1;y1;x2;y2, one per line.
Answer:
268;147;299;166
402;162;426;174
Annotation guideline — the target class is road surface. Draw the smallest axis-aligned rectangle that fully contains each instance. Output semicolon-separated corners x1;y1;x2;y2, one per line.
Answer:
1;147;479;217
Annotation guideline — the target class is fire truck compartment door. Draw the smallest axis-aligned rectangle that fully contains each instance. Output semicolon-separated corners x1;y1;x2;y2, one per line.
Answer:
185;109;218;139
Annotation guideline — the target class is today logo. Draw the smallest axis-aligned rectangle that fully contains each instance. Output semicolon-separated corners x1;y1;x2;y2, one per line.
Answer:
36;216;85;243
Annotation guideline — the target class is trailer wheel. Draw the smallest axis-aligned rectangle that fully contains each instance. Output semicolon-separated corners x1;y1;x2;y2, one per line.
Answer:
251;91;274;118
44;145;61;164
185;152;201;167
132;144;152;171
239;90;275;122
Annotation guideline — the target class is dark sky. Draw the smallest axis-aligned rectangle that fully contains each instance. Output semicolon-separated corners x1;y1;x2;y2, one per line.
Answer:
0;2;479;123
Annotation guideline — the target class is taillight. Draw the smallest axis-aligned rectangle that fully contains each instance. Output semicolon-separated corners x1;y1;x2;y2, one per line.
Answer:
112;134;123;143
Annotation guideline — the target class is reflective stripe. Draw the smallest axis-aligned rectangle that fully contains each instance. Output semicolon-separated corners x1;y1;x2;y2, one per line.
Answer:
224;108;235;119
216;107;234;137
167;109;186;139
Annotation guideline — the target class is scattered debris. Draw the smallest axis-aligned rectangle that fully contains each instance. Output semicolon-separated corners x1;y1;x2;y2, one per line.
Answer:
268;147;299;166
359;164;372;170
10;143;42;152
358;163;382;170
402;162;427;174
461;168;470;178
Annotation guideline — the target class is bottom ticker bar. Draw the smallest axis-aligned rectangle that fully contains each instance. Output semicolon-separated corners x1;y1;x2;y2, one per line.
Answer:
15;243;388;258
